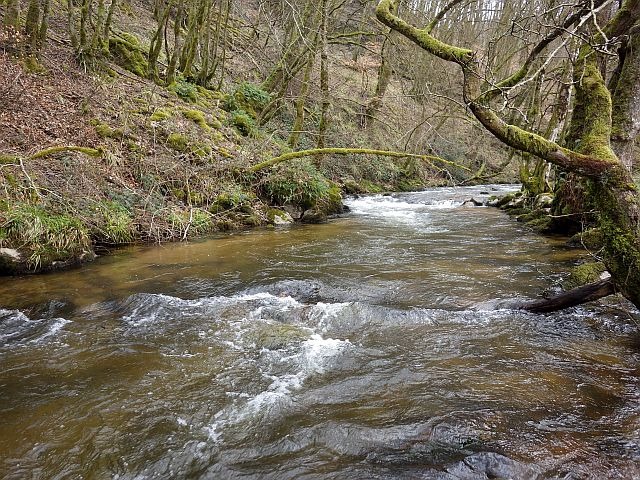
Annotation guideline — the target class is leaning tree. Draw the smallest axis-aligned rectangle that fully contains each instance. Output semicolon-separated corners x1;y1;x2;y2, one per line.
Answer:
375;0;640;309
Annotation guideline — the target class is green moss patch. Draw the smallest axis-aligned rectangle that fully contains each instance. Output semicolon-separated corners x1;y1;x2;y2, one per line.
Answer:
109;35;149;77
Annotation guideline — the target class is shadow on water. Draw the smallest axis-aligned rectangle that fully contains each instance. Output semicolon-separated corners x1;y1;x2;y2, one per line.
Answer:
1;185;639;479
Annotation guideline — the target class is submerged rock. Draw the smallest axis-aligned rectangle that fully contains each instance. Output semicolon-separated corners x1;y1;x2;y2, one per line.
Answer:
445;452;541;479
249;323;310;350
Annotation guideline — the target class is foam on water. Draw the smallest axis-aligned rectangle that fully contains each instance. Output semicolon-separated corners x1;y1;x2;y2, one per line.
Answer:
206;333;352;444
0;308;71;345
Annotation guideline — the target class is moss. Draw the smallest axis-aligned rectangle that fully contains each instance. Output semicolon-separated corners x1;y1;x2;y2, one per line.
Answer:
0;154;19;165
563;262;607;289
109;36;149;77
230;110;256;137
266;208;291;223
93;121;124;139
166;133;190;152
524;215;553;234
22;55;47;74
316;184;343;215
358;179;385;193
223;82;271;119
217;146;233;159
209;118;223;130
182;109;211;131
211;131;225;144
342;179;366;194
262;160;337;210
568;228;604;251
192;144;212;158
149;108;172;122
30;146;102;159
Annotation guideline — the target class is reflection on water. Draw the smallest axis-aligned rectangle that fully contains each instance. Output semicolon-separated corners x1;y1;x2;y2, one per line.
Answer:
0;185;639;479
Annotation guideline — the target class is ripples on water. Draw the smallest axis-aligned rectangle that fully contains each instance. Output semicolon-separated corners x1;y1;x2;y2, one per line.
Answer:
1;185;639;479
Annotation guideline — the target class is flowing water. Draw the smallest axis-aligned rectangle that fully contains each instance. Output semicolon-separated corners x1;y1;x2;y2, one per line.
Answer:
1;185;639;479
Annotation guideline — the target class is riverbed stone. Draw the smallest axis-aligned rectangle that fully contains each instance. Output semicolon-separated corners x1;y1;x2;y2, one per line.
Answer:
301;208;328;224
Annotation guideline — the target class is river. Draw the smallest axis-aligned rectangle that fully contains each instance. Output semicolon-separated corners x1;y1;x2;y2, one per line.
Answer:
1;185;639;479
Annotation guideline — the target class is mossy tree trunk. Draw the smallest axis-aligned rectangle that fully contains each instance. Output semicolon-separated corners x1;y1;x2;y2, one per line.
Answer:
376;0;640;309
610;22;640;170
3;0;21;30
288;46;316;149
317;0;329;149
360;30;392;128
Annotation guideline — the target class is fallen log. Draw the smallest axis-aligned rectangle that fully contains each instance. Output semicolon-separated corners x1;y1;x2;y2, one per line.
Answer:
517;278;615;313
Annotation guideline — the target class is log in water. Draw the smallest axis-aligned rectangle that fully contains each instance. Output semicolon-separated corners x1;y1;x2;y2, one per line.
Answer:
0;185;638;479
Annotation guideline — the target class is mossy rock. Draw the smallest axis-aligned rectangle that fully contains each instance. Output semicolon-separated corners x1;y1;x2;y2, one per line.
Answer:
210;188;254;213
109;36;148;77
223;82;271;119
524;215;553;234
209;117;223;130
505;207;528;217
229;110;256;137
567;228;605;251
166;133;190;152
357;180;385;193
267;208;293;225
494;193;516;208
563;262;607;290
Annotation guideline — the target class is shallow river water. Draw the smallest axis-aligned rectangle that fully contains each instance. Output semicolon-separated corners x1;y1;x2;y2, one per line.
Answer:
1;185;639;479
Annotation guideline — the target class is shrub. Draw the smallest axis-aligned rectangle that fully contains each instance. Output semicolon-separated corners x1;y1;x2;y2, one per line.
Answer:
169;77;198;103
2;205;90;270
223;82;271;118
262;160;335;209
91;200;134;244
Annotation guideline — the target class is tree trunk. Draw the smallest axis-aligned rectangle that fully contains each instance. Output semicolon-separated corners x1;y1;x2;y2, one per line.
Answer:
516;278;615;313
360;31;392;128
611;22;640;170
317;0;329;149
288;48;316;149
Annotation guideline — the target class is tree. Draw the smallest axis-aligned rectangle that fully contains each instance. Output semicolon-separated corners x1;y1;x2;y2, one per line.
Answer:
375;0;640;309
